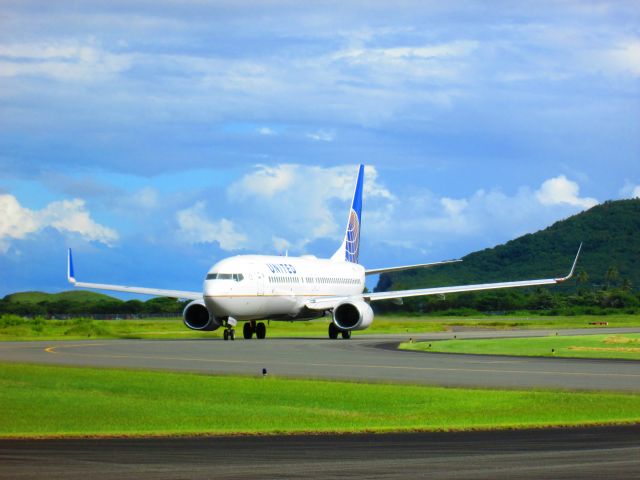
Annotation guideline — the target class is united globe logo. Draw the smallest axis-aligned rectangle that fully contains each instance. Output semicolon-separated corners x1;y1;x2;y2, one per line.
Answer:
345;208;360;263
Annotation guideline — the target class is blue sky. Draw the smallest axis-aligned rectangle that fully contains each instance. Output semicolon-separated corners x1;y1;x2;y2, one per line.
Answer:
1;1;639;296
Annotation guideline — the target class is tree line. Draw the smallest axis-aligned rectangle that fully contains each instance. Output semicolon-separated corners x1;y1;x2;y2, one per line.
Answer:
0;296;190;317
374;274;640;316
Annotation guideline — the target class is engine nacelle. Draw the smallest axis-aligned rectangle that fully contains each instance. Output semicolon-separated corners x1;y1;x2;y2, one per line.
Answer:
183;299;221;331
333;300;374;331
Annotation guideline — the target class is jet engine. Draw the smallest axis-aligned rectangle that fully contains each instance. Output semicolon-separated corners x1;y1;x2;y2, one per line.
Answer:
183;299;221;331
332;300;374;331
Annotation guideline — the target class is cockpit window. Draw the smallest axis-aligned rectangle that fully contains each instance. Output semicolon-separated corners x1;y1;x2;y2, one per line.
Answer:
206;273;244;281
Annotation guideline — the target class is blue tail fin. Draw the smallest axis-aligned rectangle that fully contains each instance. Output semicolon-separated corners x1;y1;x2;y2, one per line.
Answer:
331;164;364;263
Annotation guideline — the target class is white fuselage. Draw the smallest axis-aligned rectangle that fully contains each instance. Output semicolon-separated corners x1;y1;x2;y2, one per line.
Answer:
203;254;365;321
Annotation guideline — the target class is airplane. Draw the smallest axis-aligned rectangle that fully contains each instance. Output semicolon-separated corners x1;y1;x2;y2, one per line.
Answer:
67;164;582;340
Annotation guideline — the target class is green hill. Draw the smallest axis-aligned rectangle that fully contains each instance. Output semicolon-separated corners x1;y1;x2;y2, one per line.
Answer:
1;291;188;316
4;291;117;304
376;199;640;295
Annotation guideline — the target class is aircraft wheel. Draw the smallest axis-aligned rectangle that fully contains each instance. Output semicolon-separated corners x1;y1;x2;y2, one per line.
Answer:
230;329;235;341
256;322;267;339
341;330;351;339
328;322;339;339
223;329;229;341
243;322;254;339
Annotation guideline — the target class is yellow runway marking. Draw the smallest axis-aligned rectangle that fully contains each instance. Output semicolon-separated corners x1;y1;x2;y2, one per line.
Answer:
41;343;640;380
44;343;106;354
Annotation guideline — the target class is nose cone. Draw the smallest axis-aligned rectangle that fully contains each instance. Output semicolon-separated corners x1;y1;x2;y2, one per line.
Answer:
203;257;242;316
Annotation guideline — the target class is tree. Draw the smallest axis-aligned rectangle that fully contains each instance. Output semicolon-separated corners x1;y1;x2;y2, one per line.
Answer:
529;288;556;310
604;266;619;289
143;297;184;314
577;270;589;286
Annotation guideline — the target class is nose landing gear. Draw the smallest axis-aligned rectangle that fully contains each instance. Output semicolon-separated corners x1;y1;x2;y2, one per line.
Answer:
222;317;237;341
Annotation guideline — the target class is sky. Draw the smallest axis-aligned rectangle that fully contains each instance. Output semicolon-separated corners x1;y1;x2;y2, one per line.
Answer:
0;0;639;296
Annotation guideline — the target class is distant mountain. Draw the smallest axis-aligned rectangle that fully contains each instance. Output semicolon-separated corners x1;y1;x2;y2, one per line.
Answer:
376;199;640;293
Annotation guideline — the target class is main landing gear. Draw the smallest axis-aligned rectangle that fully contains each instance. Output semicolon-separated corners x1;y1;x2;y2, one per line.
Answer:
243;320;267;339
328;322;351;340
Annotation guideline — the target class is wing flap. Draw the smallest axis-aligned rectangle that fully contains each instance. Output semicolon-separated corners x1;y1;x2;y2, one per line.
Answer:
365;259;462;276
364;278;558;302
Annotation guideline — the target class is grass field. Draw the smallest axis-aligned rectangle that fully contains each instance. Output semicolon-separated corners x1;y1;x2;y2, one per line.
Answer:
1;362;639;438
1;313;639;341
400;333;640;360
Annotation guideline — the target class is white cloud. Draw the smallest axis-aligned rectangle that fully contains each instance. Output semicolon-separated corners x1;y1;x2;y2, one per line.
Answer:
620;182;640;199
535;175;598;209
227;164;393;250
361;175;602;259
306;130;335;142
257;127;276;136
0;194;118;253
176;201;247;251
598;39;640;77
363;165;395;200
232;164;297;198
131;187;159;209
272;235;292;253
441;197;468;216
0;195;39;244
0;42;132;82
334;41;478;62
41;199;119;245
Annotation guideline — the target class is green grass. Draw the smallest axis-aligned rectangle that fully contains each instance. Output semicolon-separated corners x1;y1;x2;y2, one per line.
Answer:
0;316;216;341
1;313;639;341
400;333;640;360
1;362;639;438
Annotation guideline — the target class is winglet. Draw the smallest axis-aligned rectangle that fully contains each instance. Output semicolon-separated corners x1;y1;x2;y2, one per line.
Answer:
556;243;582;283
67;248;76;284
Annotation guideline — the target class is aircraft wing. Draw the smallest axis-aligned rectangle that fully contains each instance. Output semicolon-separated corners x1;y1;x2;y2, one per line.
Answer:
307;244;582;310
66;249;202;301
365;259;462;275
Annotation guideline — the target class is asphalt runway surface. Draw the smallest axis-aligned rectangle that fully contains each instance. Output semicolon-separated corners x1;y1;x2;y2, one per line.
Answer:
2;328;640;478
2;426;639;479
1;327;640;391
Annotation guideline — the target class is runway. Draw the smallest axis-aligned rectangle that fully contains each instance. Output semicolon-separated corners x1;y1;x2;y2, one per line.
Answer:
1;327;640;391
2;329;640;478
2;426;639;479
